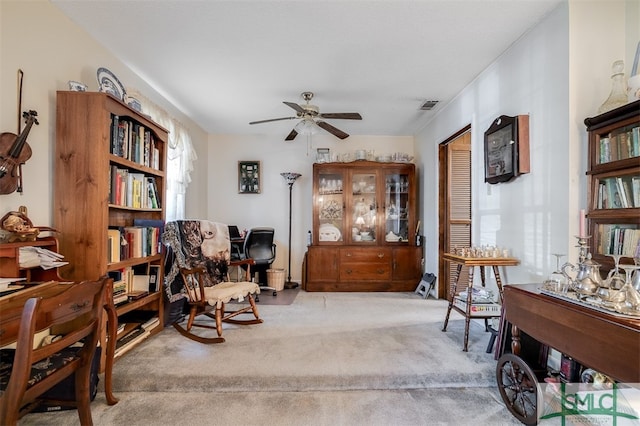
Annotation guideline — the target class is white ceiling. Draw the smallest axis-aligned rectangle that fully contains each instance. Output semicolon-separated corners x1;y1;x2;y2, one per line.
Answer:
52;0;561;140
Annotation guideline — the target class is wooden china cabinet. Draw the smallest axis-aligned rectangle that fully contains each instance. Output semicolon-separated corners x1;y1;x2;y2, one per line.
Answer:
584;100;640;272
305;160;422;291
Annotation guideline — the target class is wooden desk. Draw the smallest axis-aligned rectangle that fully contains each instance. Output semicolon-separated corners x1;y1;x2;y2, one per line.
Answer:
502;283;640;383
441;253;520;351
0;280;119;405
0;237;62;281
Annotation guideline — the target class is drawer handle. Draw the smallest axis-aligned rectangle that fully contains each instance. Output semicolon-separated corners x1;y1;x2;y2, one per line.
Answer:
377;269;385;274
345;253;352;257
377;253;385;258
345;269;352;274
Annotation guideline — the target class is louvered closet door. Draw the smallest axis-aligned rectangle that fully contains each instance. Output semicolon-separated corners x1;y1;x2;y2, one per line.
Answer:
445;132;471;298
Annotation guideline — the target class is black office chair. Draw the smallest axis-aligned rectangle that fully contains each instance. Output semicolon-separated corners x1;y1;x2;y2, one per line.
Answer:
228;225;244;261
243;227;277;296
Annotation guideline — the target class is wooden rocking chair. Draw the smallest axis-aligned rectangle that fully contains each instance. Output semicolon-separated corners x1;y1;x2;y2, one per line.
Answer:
163;220;263;344
175;263;263;344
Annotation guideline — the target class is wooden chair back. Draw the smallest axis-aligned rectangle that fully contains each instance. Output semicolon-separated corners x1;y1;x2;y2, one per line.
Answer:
0;277;110;425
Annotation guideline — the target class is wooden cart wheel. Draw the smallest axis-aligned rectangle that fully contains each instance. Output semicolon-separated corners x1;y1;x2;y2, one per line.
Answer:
496;353;539;425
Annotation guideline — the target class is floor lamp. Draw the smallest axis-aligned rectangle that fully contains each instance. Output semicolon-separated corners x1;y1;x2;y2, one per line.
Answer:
280;172;301;289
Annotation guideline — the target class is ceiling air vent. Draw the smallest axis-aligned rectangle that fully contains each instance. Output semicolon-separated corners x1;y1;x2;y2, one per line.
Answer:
420;100;438;111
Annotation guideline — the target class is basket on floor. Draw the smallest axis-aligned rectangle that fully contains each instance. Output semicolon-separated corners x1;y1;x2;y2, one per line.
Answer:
267;269;285;291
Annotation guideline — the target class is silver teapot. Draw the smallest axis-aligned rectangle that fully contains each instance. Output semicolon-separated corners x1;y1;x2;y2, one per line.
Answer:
562;253;603;298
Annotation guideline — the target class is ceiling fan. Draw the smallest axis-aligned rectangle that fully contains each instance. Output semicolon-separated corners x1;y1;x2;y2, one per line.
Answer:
249;91;362;141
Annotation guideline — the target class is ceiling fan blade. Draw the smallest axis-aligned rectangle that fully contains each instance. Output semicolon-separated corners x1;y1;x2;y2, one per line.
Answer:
249;116;296;125
285;129;298;141
319;112;362;120
283;101;306;114
316;121;349;139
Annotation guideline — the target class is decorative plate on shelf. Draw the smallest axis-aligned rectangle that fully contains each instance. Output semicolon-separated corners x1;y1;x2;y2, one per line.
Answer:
97;67;126;101
318;223;341;241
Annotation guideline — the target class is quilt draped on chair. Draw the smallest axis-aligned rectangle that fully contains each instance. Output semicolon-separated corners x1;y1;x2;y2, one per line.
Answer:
163;220;231;303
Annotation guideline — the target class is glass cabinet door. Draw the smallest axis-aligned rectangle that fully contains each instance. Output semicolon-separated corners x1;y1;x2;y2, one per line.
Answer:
316;171;344;243
384;171;410;242
351;172;377;243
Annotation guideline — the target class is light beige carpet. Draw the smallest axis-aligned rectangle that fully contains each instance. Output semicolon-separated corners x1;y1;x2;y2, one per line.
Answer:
21;291;520;425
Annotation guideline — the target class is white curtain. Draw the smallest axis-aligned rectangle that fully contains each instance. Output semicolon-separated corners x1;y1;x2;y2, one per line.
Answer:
128;90;197;221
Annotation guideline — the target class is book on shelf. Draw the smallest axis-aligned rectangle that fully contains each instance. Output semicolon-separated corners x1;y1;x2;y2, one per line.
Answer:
599;137;610;163
146;177;160;209
109;115;160;170
141;316;160;331
127;290;149;301
609;133;619;162
130;274;150;293
114;326;150;357
632;176;640;208
123;227;145;258
116;323;126;336
618;132;630;160
598;225;640;256
118;311;160;332
148;265;160;292
133;219;164;254
107;228;121;263
604;178;622;209
113;293;129;305
632;127;640;157
615;177;630;208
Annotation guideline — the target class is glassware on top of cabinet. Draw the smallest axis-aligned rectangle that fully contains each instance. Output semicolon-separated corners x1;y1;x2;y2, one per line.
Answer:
598;60;628;114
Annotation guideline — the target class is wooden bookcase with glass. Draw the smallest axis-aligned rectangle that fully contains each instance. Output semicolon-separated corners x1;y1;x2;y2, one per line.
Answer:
55;91;166;361
585;100;640;272
306;160;422;291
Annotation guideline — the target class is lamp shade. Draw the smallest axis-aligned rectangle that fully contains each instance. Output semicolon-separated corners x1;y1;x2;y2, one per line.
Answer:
280;172;301;185
294;119;319;135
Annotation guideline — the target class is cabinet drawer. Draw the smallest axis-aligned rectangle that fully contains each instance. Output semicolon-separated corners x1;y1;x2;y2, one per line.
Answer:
340;263;391;281
340;248;390;263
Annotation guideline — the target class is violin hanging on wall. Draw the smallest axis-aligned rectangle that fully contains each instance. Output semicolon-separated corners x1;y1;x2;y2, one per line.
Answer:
0;110;39;194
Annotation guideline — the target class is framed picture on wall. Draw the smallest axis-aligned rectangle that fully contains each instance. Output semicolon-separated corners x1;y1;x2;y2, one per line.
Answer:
238;161;261;194
484;114;529;184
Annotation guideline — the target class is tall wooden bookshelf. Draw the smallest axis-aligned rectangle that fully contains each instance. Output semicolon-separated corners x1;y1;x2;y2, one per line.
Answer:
55;91;166;361
584;100;640;272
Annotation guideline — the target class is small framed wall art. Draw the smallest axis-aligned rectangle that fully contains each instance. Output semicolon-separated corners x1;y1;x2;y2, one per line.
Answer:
484;114;530;184
238;161;261;194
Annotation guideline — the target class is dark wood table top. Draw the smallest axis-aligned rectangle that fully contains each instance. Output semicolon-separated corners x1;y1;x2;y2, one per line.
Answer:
503;283;640;383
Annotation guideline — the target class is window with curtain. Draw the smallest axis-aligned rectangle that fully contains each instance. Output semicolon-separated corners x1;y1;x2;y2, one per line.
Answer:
128;90;197;221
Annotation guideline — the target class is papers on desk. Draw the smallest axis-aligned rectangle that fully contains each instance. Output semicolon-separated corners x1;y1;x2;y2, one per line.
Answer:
0;278;25;296
18;246;69;270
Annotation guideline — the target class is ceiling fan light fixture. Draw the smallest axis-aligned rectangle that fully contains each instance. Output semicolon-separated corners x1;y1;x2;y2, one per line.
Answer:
294;118;319;135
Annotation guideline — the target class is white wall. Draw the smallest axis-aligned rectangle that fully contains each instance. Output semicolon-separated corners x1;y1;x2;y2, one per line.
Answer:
416;0;633;295
4;0;635;291
201;134;414;279
0;1;207;226
0;1;414;286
